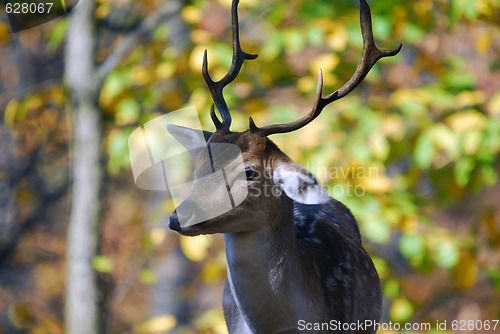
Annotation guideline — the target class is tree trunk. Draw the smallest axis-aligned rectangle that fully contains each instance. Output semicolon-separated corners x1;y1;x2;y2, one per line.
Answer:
64;0;105;333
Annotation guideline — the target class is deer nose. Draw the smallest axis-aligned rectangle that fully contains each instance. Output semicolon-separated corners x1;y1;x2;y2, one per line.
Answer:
169;211;181;231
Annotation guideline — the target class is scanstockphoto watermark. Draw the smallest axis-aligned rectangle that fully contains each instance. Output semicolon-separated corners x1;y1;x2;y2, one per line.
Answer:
2;0;79;32
304;162;379;198
297;319;500;332
241;166;377;199
298;319;432;332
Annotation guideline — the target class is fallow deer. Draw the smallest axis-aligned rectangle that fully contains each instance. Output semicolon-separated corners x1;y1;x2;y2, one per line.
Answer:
168;0;401;333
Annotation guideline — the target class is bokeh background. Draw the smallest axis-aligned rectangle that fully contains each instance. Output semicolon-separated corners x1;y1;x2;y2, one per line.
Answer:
1;0;499;333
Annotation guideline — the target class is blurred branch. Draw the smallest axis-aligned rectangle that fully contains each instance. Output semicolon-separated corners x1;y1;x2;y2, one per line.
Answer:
64;0;106;333
95;1;182;84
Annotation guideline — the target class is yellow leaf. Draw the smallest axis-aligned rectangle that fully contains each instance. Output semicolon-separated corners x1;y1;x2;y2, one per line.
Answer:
310;53;340;74
325;23;348;51
429;123;458;162
455;90;487;109
361;175;393;193
31;318;63;334
26;95;43;110
201;259;225;285
372;257;389;279
487;92;500;117
446;110;486;132
150;228;167;245
390;88;429;107
390;298;414;323
455;253;478;288
180;235;212;262
181;6;202;24
132;65;150;86
195;309;227;332
301;123;321;149
96;4;111;19
297;76;316;93
463;130;482;155
413;0;433;15
156;62;176;80
187;87;209;112
190;29;212;45
4;98;18;129
189;45;210;73
476;32;492;55
134;315;176;334
369;132;389;161
0;21;10;44
382;115;405;141
400;215;418;233
8;302;34;329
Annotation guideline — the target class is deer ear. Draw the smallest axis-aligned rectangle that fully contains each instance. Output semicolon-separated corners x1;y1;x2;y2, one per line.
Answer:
167;124;213;154
273;162;330;205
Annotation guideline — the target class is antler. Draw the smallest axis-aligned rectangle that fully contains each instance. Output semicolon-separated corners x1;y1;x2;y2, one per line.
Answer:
249;0;402;137
203;0;258;132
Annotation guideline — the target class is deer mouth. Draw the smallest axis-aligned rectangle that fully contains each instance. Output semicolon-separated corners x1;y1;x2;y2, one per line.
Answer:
168;211;211;236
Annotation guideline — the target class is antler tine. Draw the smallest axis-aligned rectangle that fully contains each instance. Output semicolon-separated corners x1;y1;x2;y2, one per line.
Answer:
250;0;402;137
203;0;258;132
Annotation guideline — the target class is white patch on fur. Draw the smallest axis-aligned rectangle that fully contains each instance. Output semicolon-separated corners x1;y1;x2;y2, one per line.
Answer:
273;162;330;204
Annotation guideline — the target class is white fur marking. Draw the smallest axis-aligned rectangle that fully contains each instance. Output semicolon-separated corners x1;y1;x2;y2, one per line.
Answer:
273;162;330;204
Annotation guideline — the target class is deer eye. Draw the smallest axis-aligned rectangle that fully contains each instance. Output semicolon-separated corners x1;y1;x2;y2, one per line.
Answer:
245;169;259;181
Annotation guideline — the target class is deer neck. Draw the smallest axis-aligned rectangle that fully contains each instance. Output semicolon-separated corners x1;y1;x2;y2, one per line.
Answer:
223;197;313;333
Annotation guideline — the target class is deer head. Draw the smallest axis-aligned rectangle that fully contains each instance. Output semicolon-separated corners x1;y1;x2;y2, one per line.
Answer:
168;0;401;236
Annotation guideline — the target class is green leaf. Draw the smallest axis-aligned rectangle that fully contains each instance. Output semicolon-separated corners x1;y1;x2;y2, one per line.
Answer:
92;255;114;273
442;71;477;91
48;20;68;51
382;278;400;298
480;164;498;186
115;98;140;126
413;131;434;169
403;23;425;43
358;199;391;243
282;28;306;54
422;85;456;110
451;0;479;22
139;269;158;285
107;128;133;174
390;298;414;323
400;234;426;259
306;25;324;46
261;31;283;61
372;15;391;40
153;23;169;41
434;239;459;269
213;43;233;67
485;267;500;291
267;2;286;25
372;257;389;279
454;157;475;187
102;71;130;100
